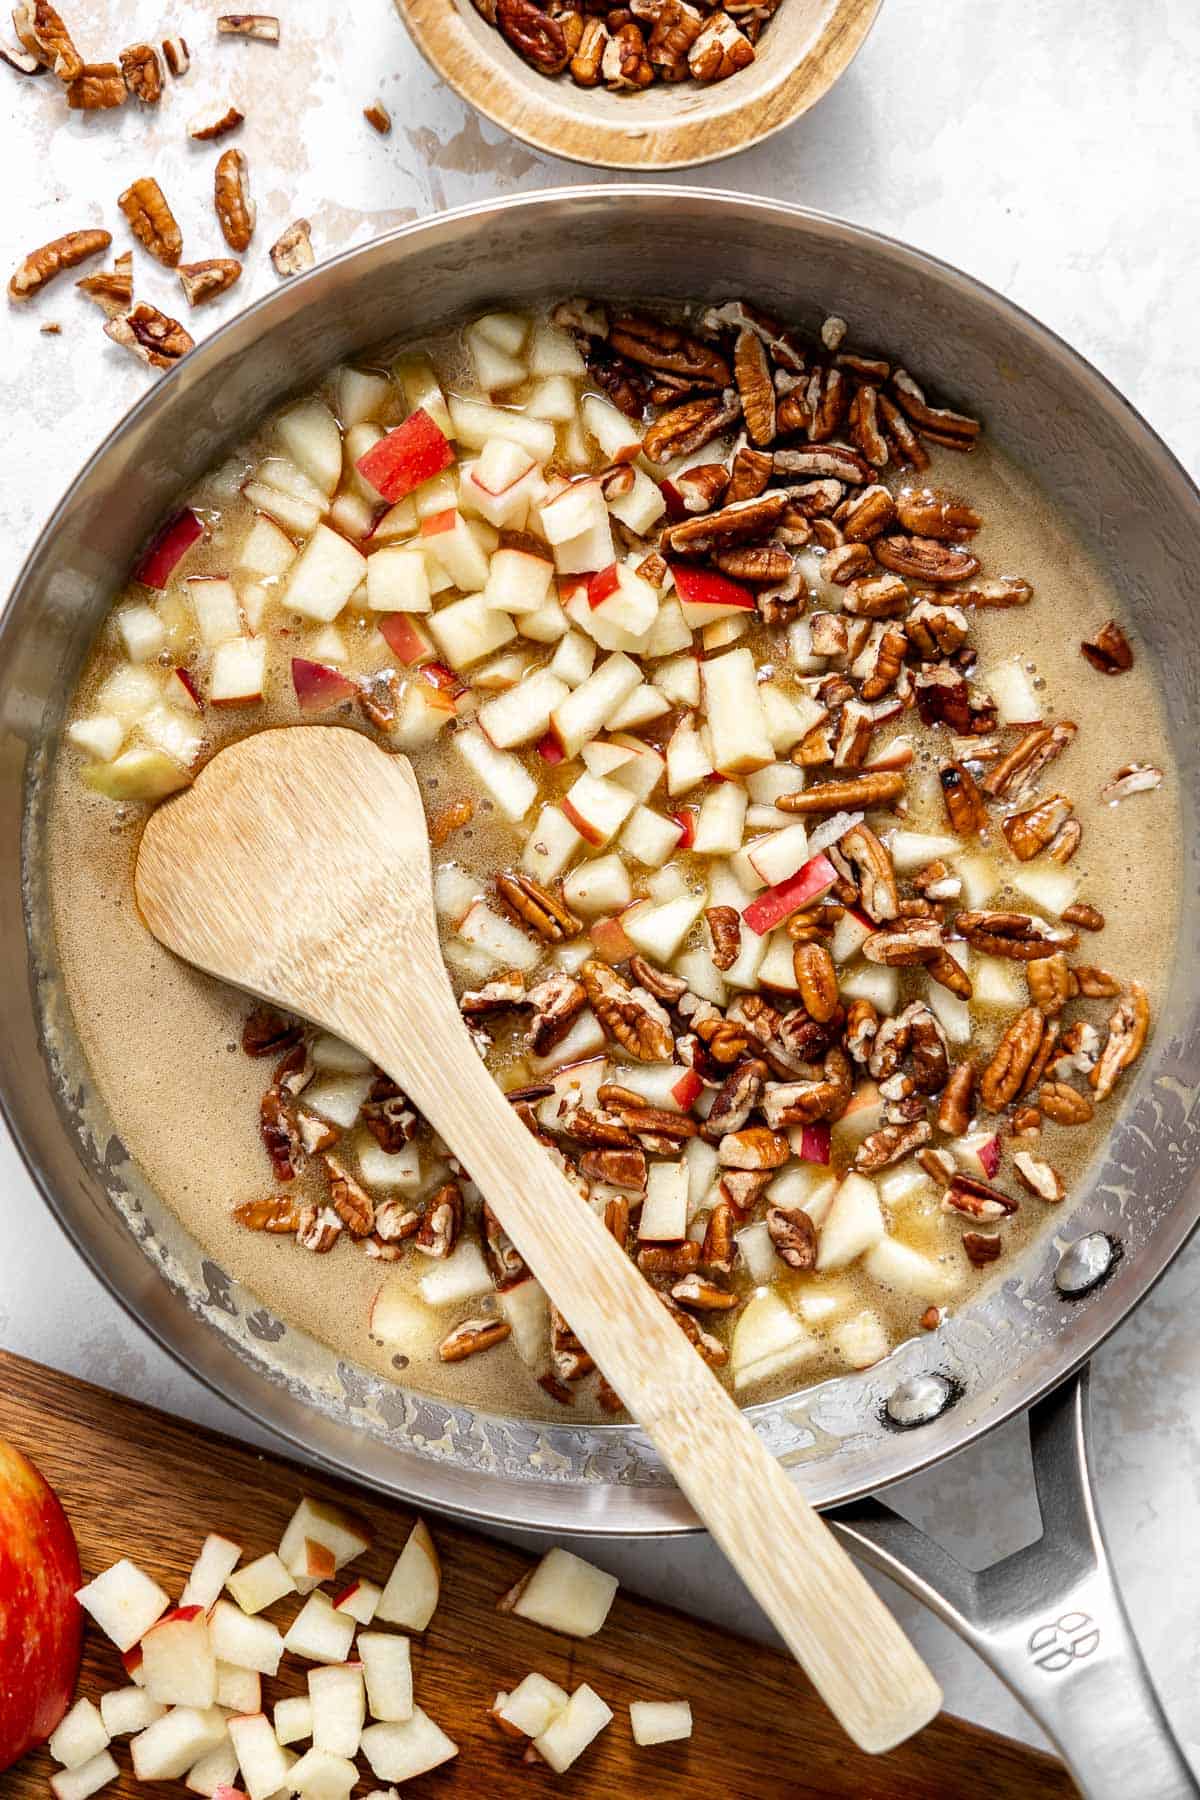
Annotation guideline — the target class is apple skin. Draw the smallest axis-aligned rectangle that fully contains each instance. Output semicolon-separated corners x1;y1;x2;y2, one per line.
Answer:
0;1436;83;1772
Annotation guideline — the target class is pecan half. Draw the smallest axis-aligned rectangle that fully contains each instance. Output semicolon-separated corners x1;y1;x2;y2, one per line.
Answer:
874;534;980;584
374;1200;420;1244
271;219;314;277
323;1155;374;1236
1074;966;1122;997
839;823;899;923
579;1145;647;1190
979;1008;1044;1110
844;997;879;1064
1081;620;1133;674
842;573;911;619
639;1242;702;1277
703;1059;767;1139
877;392;930;470
777;772;906;814
701;906;740;974
609;312;730;386
766;1206;817;1270
861;920;943;967
104;304;194;369
1012;1152;1064;1204
259;1086;300;1182
792;940;839;1022
672;1273;739;1310
761;1049;852;1126
962;1230;1002;1266
982;721;1076;800
120;41;161;102
1002;793;1073;862
955;912;1077;959
700;1199;737;1274
936;1059;974;1135
525;972;586;1056
942;1175;1017;1220
361;1076;418;1152
1027;953;1073;1018
718;1168;771;1214
415;1182;463;1259
957;576;1033;609
688;10;753;79
496;870;581;941
733;327;775;445
838;484;897;542
1038;1081;1094;1125
602;20;653;87
773;444;871;485
439;1317;511;1362
581;959;673;1061
217;13;280;40
1062;901;1103;933
643;391;741;465
177;258;241;307
9;228;111;302
363;99;392;132
242;1004;301;1058
215;148;254;252
233;1194;299;1234
848;383;890;467
1091;983;1149;1101
119;178;182;267
939;761;987;837
894;486;980;540
855;1118;931;1172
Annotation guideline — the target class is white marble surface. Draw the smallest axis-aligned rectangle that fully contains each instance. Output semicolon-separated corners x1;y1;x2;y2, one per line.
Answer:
3;0;1199;1771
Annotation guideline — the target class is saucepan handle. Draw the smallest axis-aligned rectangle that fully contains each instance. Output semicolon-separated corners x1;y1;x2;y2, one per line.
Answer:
828;1368;1197;1799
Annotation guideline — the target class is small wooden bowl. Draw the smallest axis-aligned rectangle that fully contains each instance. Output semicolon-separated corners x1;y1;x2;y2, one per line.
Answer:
398;0;882;170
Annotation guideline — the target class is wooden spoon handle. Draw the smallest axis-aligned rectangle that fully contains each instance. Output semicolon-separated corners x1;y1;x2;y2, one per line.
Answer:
356;980;942;1754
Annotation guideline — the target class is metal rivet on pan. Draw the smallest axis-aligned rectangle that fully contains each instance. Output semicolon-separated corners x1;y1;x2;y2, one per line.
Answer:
1055;1232;1119;1297
885;1372;955;1429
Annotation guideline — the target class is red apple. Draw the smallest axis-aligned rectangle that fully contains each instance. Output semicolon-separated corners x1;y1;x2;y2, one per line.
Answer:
741;853;837;937
377;612;432;666
132;508;204;589
418;505;457;539
0;1437;83;1771
671;1068;703;1110
670;563;755;612
536;732;565;765
356;409;454;503
670;807;696;850
587;564;619;608
420;662;465;697
796;1122;831;1165
291;657;359;713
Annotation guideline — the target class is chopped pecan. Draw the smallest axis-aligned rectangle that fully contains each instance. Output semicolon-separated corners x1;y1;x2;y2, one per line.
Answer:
415;1182;463;1259
1080;620;1133;674
323;1155;374;1237
890;369;981;445
604;1194;631;1247
688;9;753;78
602;19;653;85
1074;966;1122;997
956;576;1033;609
716;1125;788;1170
374;1199;420;1243
579;1145;647;1189
766;1206;817;1270
233;1194;299;1234
643;391;742;465
761;1049;852;1126
774;444;871;485
843;573;911;619
363;99;392;132
10;228;112;303
568;15;607;80
361;1076;418;1152
461;973;527;1019
660;1289;727;1364
703;1059;767;1139
177;257;241;307
271;218;314;277
859;622;909;703
217;13;280;40
671;1272;739;1310
718;1168;771;1213
427;795;474;848
620;1106;697;1147
526;973;587;1056
120;41;161;102
806;365;850;442
918;1146;955;1183
1062;901;1103;932
838;485;897;542
778;771;906;814
296;1205;341;1254
874;534;980;584
439;1317;511;1362
689;1008;753;1066
259;1087;300;1181
1002;793;1072;862
16;0;80;76
906;598;968;658
215;148;254;252
943;1175;1017;1220
536;1373;574;1406
894;486;980;540
188;102;243;140
119;178;182;267
908;1003;950;1092
1012;1106;1042;1138
1038;1080;1094;1125
1091;983;1149;1100
1012;1152;1064;1204
1;43;43;73
793;940;839;1022
982;721;1076;800
955;912;1076;959
1027;953;1073;1018
496;870;581;942
1050;1020;1101;1078
938;760;987;838
914;859;961;902
610;312;730;386
638;1242;701;1277
76;249;133;317
700;1199;737;1274
962;1230;1002;1266
979;1008;1045;1110
105;303;194;369
848;383;890;467
936;1059;975;1135
733;328;775;445
844;997;879;1063
786;903;842;944
296;1109;337;1156
564;1107;635;1150
161;34;189;75
670;463;728;514
1101;764;1162;803
856;1118;931;1172
822;543;875;585
581;959;673;1061
877;391;930;470
780;478;845;519
242;1004;301;1058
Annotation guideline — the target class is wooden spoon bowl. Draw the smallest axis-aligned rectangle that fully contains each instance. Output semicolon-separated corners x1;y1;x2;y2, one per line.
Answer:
397;0;882;170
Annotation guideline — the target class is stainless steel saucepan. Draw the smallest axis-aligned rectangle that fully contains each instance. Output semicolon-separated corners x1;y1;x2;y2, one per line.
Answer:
4;189;1198;1796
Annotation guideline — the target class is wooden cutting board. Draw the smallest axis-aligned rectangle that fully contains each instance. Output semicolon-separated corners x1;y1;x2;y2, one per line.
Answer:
0;1349;1075;1799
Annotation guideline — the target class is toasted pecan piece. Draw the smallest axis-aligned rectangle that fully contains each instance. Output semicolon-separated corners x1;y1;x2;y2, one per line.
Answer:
609;312;730;386
1027;953;1073;1018
661;489;785;551
733;326;775;445
1090;983;1149;1101
777;771;906;814
415;1181;463;1258
323;1154;375;1236
1003;793;1074;862
894;486;980;540
177;257;241;307
215;147;254;252
939;760;988;838
119;178;182;267
936;1059;975;1135
979;1008;1045;1110
233;1194;299;1234
942;1175;1017;1220
10;228;111;301
982;721;1076;800
874;534;980;584
271;218;314;277
766;1206;817;1270
496;869;581;942
1012;1152;1064;1204
955;911;1077;959
1080;620;1133;674
1038;1080;1094;1125
581;959;673;1061
439;1317;511;1362
962;1230;1003;1266
105;303;194;369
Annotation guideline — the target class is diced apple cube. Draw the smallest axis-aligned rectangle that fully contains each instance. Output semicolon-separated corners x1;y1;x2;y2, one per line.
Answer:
449;395;555;461
532;1684;613;1775
495;1672;569;1738
282;524;367;622
642;596;692;658
563;852;632;916
277;399;342;496
539;479;612;558
986;658;1042;725
357;1136;421;1192
548;629;595;687
734;1218;776;1282
550;651;641;757
457;900;542;972
562;772;639;847
530;322;586;375
227;1713;291;1800
237;511;298;578
68;713;126;762
605;683;671;733
452;725;537;819
416;1239;493;1308
283;1592;356;1665
337;365;392;428
731;1290;816;1390
608;466;667;536
889;828;962;871
838;963;899;1012
76;1559;170;1653
629;1700;693;1746
619;805;683;868
396;354;452;436
691;781;746;856
623;891;705;961
974;955;1025;1008
360;1710;458;1784
116;602;167;663
96;663;162;724
466;324;526;392
358;1631;413;1724
215;1662;261;1711
517;593;569;642
702;648;773;775
830;907;873;964
665;714;714;795
955;850;999;908
673;562;756;629
273;1694;314;1747
242;477;322;538
277;1495;371;1591
130;1708;228;1782
638;1161;689;1241
511;1548;617;1640
48;1752;120;1800
99;1686;165;1737
138;702;203;767
742;822;812;890
428;594;515;669
209;637;266;706
610;733;666;801
816;1172;885;1271
863;1236;960;1303
184;1737;239;1797
473;310;528;355
758;682;826;754
482;546;554;617
377;1518;441;1631
652;652;701;710
495;1277;551;1369
477;667;569;749
365;546;431;614
1010;865;1078;915
50;1699;110;1771
521;803;582;885
285;1746;357;1799
226;1552;296;1615
141;1607;217;1707
527;373;577;421
832;1308;891;1370
309;1661;366;1757
756;930;800;991
208;1599;285;1676
581;390;643;461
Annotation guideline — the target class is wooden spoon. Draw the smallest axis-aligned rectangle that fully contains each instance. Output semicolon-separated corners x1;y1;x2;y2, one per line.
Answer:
135;724;942;1753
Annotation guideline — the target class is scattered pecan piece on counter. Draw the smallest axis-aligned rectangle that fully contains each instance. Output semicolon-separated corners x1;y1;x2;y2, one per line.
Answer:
766;1206;817;1270
218;13;280;41
942;1175;1018;1220
104;304;194;369
363;99;391;133
962;1230;1002;1266
119;179;183;266
415;1182;463;1258
233;1194;299;1234
120;41;162;102
1090;983;1149;1100
496;869;581;941
1101;764;1162;804
439;1317;512;1362
15;0;81;78
1;43;42;73
1080;620;1133;674
581;958;673;1061
177;258;242;307
979;1008;1045;1110
188;102;243;140
1013;1152;1065;1204
271;218;315;277
1003;793;1074;862
76;248;132;316
1037;1080;1094;1126
9;228;111;302
215;147;254;251
162;34;189;75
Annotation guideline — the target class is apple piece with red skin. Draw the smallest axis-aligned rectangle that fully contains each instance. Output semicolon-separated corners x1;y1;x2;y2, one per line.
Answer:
132;508;204;589
377;612;433;666
952;1131;1002;1180
671;562;756;628
589;913;636;964
671;1068;703;1111
796;1122;831;1165
355;409;454;503
671;807;696;850
659;479;688;522
587;564;619;608
0;1436;83;1772
169;667;204;713
291;657;359;714
536;732;565;765
741;853;837;937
